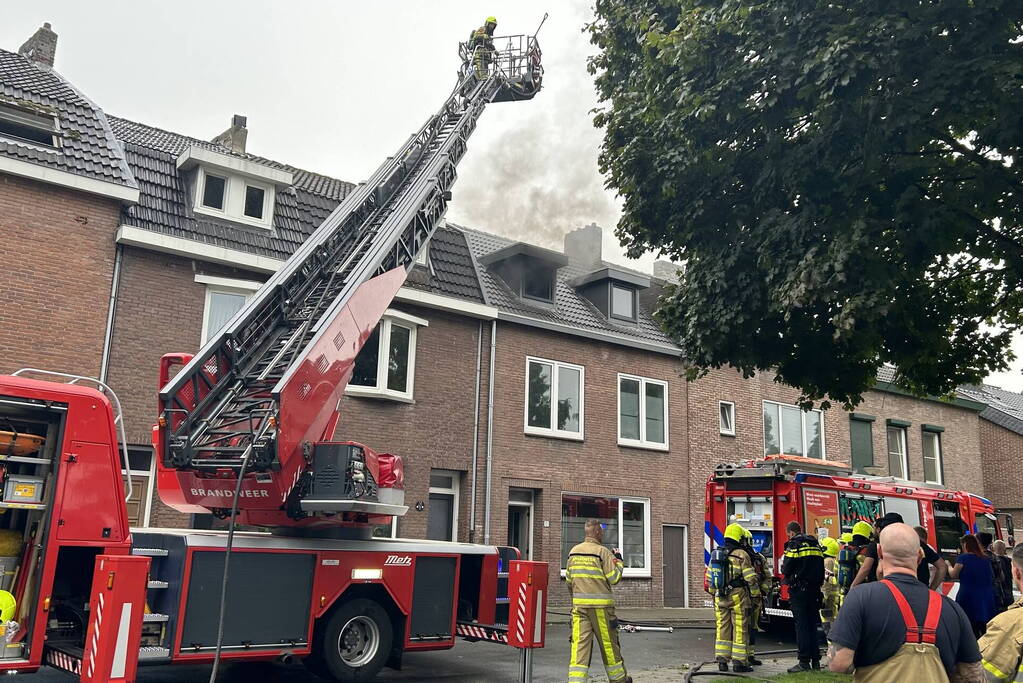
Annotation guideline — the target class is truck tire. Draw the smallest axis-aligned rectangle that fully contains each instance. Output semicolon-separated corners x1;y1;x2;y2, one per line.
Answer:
309;598;393;682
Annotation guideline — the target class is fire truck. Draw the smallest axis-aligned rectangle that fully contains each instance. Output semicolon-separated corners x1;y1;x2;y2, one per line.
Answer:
0;26;548;683
705;456;1012;615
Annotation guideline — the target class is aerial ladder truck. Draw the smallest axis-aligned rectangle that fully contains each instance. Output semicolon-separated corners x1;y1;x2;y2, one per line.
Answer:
0;25;546;682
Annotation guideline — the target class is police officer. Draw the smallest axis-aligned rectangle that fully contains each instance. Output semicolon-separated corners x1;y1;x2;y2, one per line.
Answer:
565;519;631;683
706;523;761;673
980;543;1023;681
782;521;825;672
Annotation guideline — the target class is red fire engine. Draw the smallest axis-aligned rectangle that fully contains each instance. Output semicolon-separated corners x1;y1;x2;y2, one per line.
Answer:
0;28;547;683
705;456;1013;615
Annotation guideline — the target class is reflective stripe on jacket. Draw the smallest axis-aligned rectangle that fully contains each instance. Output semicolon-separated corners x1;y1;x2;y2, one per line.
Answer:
566;537;623;607
980;598;1023;681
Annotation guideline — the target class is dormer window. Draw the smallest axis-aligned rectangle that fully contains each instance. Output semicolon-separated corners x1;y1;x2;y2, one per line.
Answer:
571;267;650;324
176;145;293;230
479;242;567;305
0;102;58;149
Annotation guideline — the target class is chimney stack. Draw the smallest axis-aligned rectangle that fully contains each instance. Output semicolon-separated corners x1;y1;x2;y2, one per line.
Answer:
653;260;680;283
212;114;248;154
19;23;57;68
564;223;603;268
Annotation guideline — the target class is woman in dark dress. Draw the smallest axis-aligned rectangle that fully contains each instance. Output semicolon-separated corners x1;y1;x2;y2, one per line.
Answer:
949;534;996;637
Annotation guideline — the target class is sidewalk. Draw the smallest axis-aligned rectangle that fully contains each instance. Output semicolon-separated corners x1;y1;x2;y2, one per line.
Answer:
547;607;716;626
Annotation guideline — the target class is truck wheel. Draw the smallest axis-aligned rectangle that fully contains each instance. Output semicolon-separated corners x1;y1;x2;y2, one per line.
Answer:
313;598;393;682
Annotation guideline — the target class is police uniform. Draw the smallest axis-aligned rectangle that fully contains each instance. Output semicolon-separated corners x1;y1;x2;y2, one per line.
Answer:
565;535;629;683
706;525;761;671
980;597;1023;681
782;532;825;669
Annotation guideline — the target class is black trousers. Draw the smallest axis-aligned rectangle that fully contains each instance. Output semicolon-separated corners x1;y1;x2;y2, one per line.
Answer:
788;589;821;663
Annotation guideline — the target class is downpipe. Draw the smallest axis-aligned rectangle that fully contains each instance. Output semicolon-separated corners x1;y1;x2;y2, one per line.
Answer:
469;320;483;541
483;319;496;544
99;244;124;383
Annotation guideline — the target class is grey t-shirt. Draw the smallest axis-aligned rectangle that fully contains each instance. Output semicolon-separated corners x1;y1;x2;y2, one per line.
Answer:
828;572;980;674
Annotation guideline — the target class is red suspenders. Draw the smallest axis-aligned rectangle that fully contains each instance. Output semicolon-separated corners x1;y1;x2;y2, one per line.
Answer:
881;579;943;645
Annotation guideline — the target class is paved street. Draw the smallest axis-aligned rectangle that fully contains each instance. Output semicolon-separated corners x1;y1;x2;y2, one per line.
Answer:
18;624;798;682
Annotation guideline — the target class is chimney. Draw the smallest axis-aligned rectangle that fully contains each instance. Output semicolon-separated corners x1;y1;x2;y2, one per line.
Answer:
19;23;58;68
564;223;603;268
212;114;248;154
653;260;680;283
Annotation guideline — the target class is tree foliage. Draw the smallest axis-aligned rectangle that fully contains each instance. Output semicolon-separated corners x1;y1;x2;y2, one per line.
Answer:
589;0;1023;407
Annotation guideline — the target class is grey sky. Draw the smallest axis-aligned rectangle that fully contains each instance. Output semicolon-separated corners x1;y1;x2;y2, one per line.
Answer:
2;2;1020;390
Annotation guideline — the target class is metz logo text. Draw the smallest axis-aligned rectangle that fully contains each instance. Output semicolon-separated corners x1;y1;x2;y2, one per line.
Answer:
384;555;412;566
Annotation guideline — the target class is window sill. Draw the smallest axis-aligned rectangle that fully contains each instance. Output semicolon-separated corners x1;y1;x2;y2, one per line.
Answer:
524;428;584;442
345;386;415;404
617;440;669;453
719;430;736;437
193;204;273;230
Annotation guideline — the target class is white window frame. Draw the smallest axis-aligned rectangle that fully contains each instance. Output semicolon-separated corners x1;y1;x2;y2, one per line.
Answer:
922;431;943;485
719;401;736;436
609;284;637;321
429;470;460;542
346;309;428;402
762;400;826;459
524;357;585;441
193;166;275;230
616;373;668;451
196;274;262;345
560;493;652;578
887;426;909;480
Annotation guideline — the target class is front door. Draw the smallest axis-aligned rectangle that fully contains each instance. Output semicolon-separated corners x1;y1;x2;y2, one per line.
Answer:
662;525;687;607
507;488;534;560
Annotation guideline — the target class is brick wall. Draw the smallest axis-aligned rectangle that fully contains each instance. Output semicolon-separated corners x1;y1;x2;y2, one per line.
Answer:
0;174;119;378
979;419;1023;525
484;322;689;608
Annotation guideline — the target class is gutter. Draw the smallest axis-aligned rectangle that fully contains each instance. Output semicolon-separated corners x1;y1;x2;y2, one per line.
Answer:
469;320;483;542
483;320;497;544
99;244;124;383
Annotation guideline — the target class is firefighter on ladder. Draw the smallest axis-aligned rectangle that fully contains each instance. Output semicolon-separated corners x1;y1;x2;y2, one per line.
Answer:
707;523;761;673
469;16;498;78
565;518;632;683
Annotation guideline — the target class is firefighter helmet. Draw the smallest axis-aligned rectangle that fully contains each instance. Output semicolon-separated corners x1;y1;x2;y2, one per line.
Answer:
840;532;854;544
724;523;746;543
486;16;497;25
852;521;873;539
821;537;840;557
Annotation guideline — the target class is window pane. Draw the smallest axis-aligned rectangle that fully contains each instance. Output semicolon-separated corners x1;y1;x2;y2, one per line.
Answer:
886;427;906;478
780;405;803;456
202;174;226;209
244;185;265;219
350;326;381;387
805;411;822;459
206;291;246;339
561;495;618;569
621;500;646;569
429;474;454;489
923;432;941;483
523;272;553;301
619;378;640;440
763;403;779;455
611;285;634;319
720;403;734;433
850;419;874;474
386;324;411;392
557;366;581;432
526;362;552;429
427;493;454;542
645;382;665;444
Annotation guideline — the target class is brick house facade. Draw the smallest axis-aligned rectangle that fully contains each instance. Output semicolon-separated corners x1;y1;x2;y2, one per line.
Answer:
2;25;1020;612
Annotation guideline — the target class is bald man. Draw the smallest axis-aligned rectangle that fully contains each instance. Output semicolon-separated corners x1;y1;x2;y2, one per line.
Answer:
828;523;983;681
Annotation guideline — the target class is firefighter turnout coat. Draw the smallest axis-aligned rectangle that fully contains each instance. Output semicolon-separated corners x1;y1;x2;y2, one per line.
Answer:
706;541;761;663
566;536;628;683
980;597;1023;682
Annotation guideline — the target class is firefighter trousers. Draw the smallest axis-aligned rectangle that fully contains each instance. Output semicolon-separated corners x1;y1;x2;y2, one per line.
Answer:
714;591;750;663
568;606;628;683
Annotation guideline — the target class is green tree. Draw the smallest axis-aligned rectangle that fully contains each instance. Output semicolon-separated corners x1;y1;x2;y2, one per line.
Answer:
589;0;1023;407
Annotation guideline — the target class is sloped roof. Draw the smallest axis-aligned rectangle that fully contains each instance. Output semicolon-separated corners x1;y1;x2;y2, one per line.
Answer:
0;48;136;189
958;383;1023;436
458;225;675;348
404;224;485;304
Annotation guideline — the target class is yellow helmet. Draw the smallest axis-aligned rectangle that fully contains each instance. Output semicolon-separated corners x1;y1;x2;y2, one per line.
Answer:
821;537;840;557
852;521;873;539
743;527;754;541
840;532;854;544
724;523;746;543
486;16;497;24
0;590;15;622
